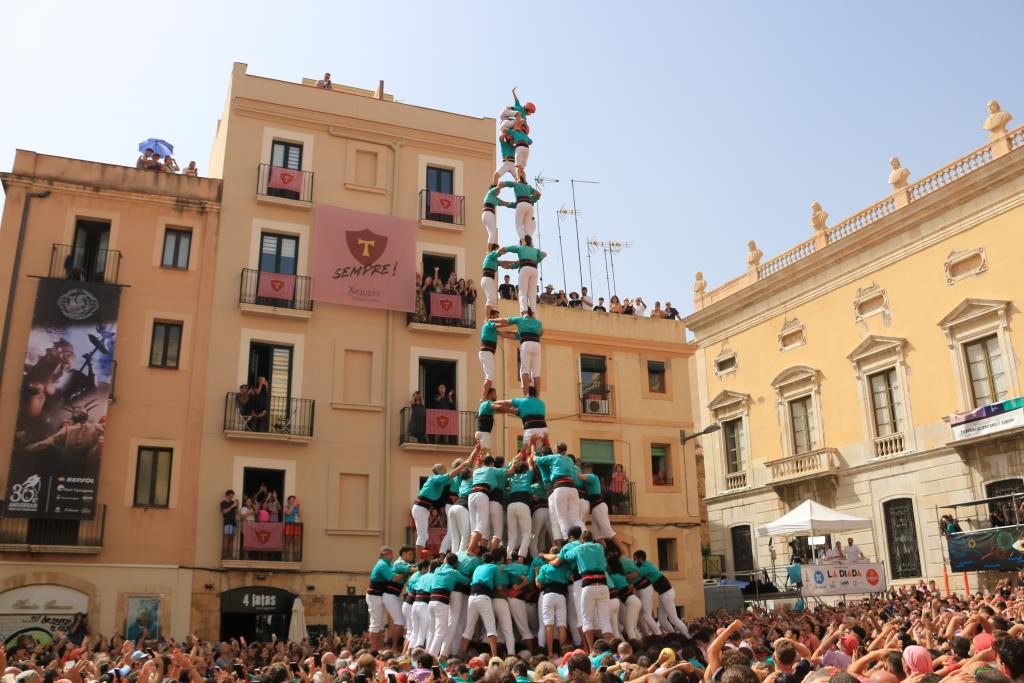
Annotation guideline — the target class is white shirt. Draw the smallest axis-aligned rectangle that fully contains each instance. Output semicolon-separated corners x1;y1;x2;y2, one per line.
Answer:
845;543;864;561
581;294;593;310
635;302;647;316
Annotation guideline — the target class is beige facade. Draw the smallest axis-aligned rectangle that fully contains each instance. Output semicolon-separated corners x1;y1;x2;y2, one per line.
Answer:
191;63;704;638
0;152;222;638
686;112;1024;592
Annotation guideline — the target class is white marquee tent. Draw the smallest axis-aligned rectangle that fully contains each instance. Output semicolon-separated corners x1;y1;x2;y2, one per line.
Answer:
755;500;872;538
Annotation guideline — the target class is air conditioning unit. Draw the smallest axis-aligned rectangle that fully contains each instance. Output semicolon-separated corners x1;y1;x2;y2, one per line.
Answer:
587;399;609;414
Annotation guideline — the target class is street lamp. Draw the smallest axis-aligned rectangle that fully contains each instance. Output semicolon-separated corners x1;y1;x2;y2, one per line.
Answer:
680;423;721;444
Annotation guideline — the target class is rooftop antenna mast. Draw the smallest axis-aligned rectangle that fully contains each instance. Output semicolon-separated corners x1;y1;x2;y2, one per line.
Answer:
533;172;559;285
554;206;571;293
569;179;599;292
587;239;634;300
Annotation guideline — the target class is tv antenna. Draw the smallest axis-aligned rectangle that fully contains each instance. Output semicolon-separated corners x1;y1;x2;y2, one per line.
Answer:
533;173;559;285
586;238;634;300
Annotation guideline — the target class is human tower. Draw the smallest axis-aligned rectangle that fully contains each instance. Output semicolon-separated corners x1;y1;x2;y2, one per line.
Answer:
365;89;689;660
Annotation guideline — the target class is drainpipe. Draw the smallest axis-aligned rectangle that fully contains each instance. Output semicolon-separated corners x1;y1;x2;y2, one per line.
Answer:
0;189;51;392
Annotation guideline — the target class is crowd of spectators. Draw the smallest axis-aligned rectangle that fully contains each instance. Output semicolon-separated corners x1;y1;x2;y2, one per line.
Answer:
220;487;302;562
406;387;459;445
136;149;198;176
11;577;1024;683
415;270;478;327
518;285;680;320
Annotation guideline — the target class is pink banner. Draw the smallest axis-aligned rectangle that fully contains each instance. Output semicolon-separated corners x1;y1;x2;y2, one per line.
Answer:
429;191;461;217
426;409;459;436
257;271;296;301
268;166;304;193
242;522;284;551
429;292;463;319
312;205;416;312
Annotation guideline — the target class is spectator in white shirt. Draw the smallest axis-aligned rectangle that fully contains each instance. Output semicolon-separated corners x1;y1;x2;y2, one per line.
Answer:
634;297;648;316
844;537;864;561
580;286;593;311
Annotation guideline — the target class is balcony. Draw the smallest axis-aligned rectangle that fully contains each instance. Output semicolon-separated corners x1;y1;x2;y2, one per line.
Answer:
222;522;302;569
723;471;748;492
407;299;476;333
765;447;839;485
580;384;614;417
399;407;476;451
48;244;121;284
418;189;466;230
0;503;106;554
256;163;314;206
224;392;315;443
873;432;907;459
608;481;636;516
239;268;314;319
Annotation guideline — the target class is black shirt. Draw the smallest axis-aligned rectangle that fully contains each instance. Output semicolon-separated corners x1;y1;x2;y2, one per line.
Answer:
593;305;607;312
221;499;238;525
498;284;515;299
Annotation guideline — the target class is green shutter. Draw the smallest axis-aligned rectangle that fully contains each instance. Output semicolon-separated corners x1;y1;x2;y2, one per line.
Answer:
580;439;615;465
651;445;667;458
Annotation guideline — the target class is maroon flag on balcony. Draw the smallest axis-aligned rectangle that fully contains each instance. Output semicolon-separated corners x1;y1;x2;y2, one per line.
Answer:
268;166;304;193
243;522;285;551
257;271;296;301
426;409;459;436
429;191;461;217
429;292;462;319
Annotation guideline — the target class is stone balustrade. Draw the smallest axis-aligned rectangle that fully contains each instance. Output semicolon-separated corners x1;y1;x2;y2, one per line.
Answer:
765;447;839;483
723;471;748;492
873;432;906;459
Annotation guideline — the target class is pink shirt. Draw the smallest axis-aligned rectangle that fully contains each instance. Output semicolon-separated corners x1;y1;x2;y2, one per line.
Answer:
257;509;270;523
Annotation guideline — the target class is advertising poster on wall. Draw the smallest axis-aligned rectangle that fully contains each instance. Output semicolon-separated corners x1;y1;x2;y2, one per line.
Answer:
4;279;120;518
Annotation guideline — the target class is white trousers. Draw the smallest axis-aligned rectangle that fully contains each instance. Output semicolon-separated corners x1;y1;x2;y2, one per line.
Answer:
507;501;532;559
515;201;534;241
366;594;386;633
411;503;431;546
492;598;515;650
590;502;616;540
519;340;541;381
658;588;689;636
481;277;498;311
580;584;610;633
530;507;552;555
540;591;567;627
523;427;549;451
495;159;515;180
448;504;471;552
515;145;530;170
482;211;499;246
442;591;465;656
474;429;494;453
384;593;405;626
620;593;642;640
401;600;413;633
517;265;537;314
549;486;580;540
509;597;533;641
428;601;449;656
463;594;496;638
638;585;662;636
468;492;491;537
606;597;621;638
488;500;504;541
412;601;431;648
439;503;453;553
567;580;583;644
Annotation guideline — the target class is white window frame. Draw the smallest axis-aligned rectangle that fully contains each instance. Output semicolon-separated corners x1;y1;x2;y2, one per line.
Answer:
938;299;1019;411
847;336;916;454
771;366;825;459
713;351;738;377
708;390;751;492
778;318;807;352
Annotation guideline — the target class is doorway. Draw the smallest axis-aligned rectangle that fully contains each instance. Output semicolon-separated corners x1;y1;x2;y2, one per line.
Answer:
418;359;456;408
422;253;457;290
71;219;111;282
425;166;455;224
219;587;294;642
243;467;285;510
730;525;755;574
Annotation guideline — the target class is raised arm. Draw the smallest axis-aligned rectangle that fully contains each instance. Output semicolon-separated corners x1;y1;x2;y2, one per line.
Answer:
705;619;743;683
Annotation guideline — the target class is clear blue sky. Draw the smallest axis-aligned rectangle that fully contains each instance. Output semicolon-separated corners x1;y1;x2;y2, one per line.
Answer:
2;1;1021;314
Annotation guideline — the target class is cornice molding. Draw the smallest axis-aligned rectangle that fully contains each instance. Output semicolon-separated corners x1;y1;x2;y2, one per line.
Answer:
0;173;222;212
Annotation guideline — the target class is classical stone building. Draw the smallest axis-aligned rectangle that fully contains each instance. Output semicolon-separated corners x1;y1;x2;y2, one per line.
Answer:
687;105;1024;591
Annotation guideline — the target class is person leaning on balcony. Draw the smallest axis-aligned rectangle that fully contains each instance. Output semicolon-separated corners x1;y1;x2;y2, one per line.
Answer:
609;463;628;512
249;377;269;431
136;148;157;170
183;160;199;176
621;298;635;315
162;156;180;173
539;284;557;305
283;496;301;560
315;72;332;89
650;301;664;319
220;490;239;559
594;297;607;312
634;297;648;316
239;496;254;559
663;301;680;320
408;391;427;443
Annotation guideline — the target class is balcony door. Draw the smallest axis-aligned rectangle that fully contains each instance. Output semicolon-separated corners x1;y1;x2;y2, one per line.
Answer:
249;343;293;431
269;141;303;200
257;232;299;308
730;525;755;574
425;166;455;223
580;355;607;395
70;219;111;282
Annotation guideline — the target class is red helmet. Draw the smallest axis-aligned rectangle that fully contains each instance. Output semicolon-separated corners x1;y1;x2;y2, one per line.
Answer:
524;101;536;114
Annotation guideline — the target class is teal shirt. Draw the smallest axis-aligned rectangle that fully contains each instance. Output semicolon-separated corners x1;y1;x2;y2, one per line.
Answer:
370;558;394;583
481;320;498;345
472;465;501;489
456;551;482;579
416;572;433;593
508;129;532;146
620;557;643;585
534;453;574;480
504;244;544;264
499;138;515;159
406;573;420;593
510;396;546;419
502;562;530;589
567;542;607;573
507;315;543;339
432;564;469;591
583;473;602;496
494;468;508;494
637;561;664;582
500;181;538;201
448;477;460;496
457;475;474;498
483;186;510;207
558;540;581;564
470;563;501;590
478;400;494;417
512;97;529;118
531;481;549;498
418;473;450;500
608;572;629;590
537;562;572;586
391;558;413;585
508;468;534;493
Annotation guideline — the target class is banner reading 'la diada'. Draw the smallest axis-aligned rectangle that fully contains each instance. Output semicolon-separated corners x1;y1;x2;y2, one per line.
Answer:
5;279;120;519
311;204;416;312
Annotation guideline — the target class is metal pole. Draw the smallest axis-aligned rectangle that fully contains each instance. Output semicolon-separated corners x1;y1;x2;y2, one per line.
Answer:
609;247;618;297
556;214;568;294
603;247;611;301
535;206;543;284
570;181;583;293
0;190;50;392
586;240;593;296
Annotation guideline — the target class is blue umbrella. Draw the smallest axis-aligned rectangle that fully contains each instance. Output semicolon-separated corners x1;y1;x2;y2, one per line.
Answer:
138;138;174;157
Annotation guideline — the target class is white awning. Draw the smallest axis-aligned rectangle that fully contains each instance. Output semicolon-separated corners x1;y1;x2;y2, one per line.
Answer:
755;500;871;538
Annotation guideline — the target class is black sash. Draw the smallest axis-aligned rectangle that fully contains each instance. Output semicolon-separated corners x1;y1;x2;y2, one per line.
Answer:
522;415;547;429
470;585;493;597
385;580;404;596
471;483;492;494
476;414;494;432
509;491;532;505
367;580;388;596
482;268;496;278
480;340;497;353
519;260;537;268
414;496;434;509
430;589;451;604
587;494;605;507
636;577;652;589
553;476;575;490
618;585;635;601
653;575;672;594
482;205;497;213
582;572;607;587
541;583;568;596
520;332;540;343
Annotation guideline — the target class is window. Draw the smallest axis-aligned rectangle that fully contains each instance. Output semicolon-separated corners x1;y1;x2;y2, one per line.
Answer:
714;354;737;376
656;538;678;571
260;232;299;275
580;355;608;394
789;396;816;454
269;141;303;199
161;228;192;269
723;418;745;473
883;498;922;578
869;368;903;436
150;322;183;368
425;166;455;223
333;595;369;635
580;439;614;484
965;335;1009;408
651;444;672;485
730;525;754;573
134;447;172;507
647;361;666;393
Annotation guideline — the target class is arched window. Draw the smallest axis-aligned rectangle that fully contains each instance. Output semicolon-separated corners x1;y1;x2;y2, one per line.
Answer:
883;498;921;578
